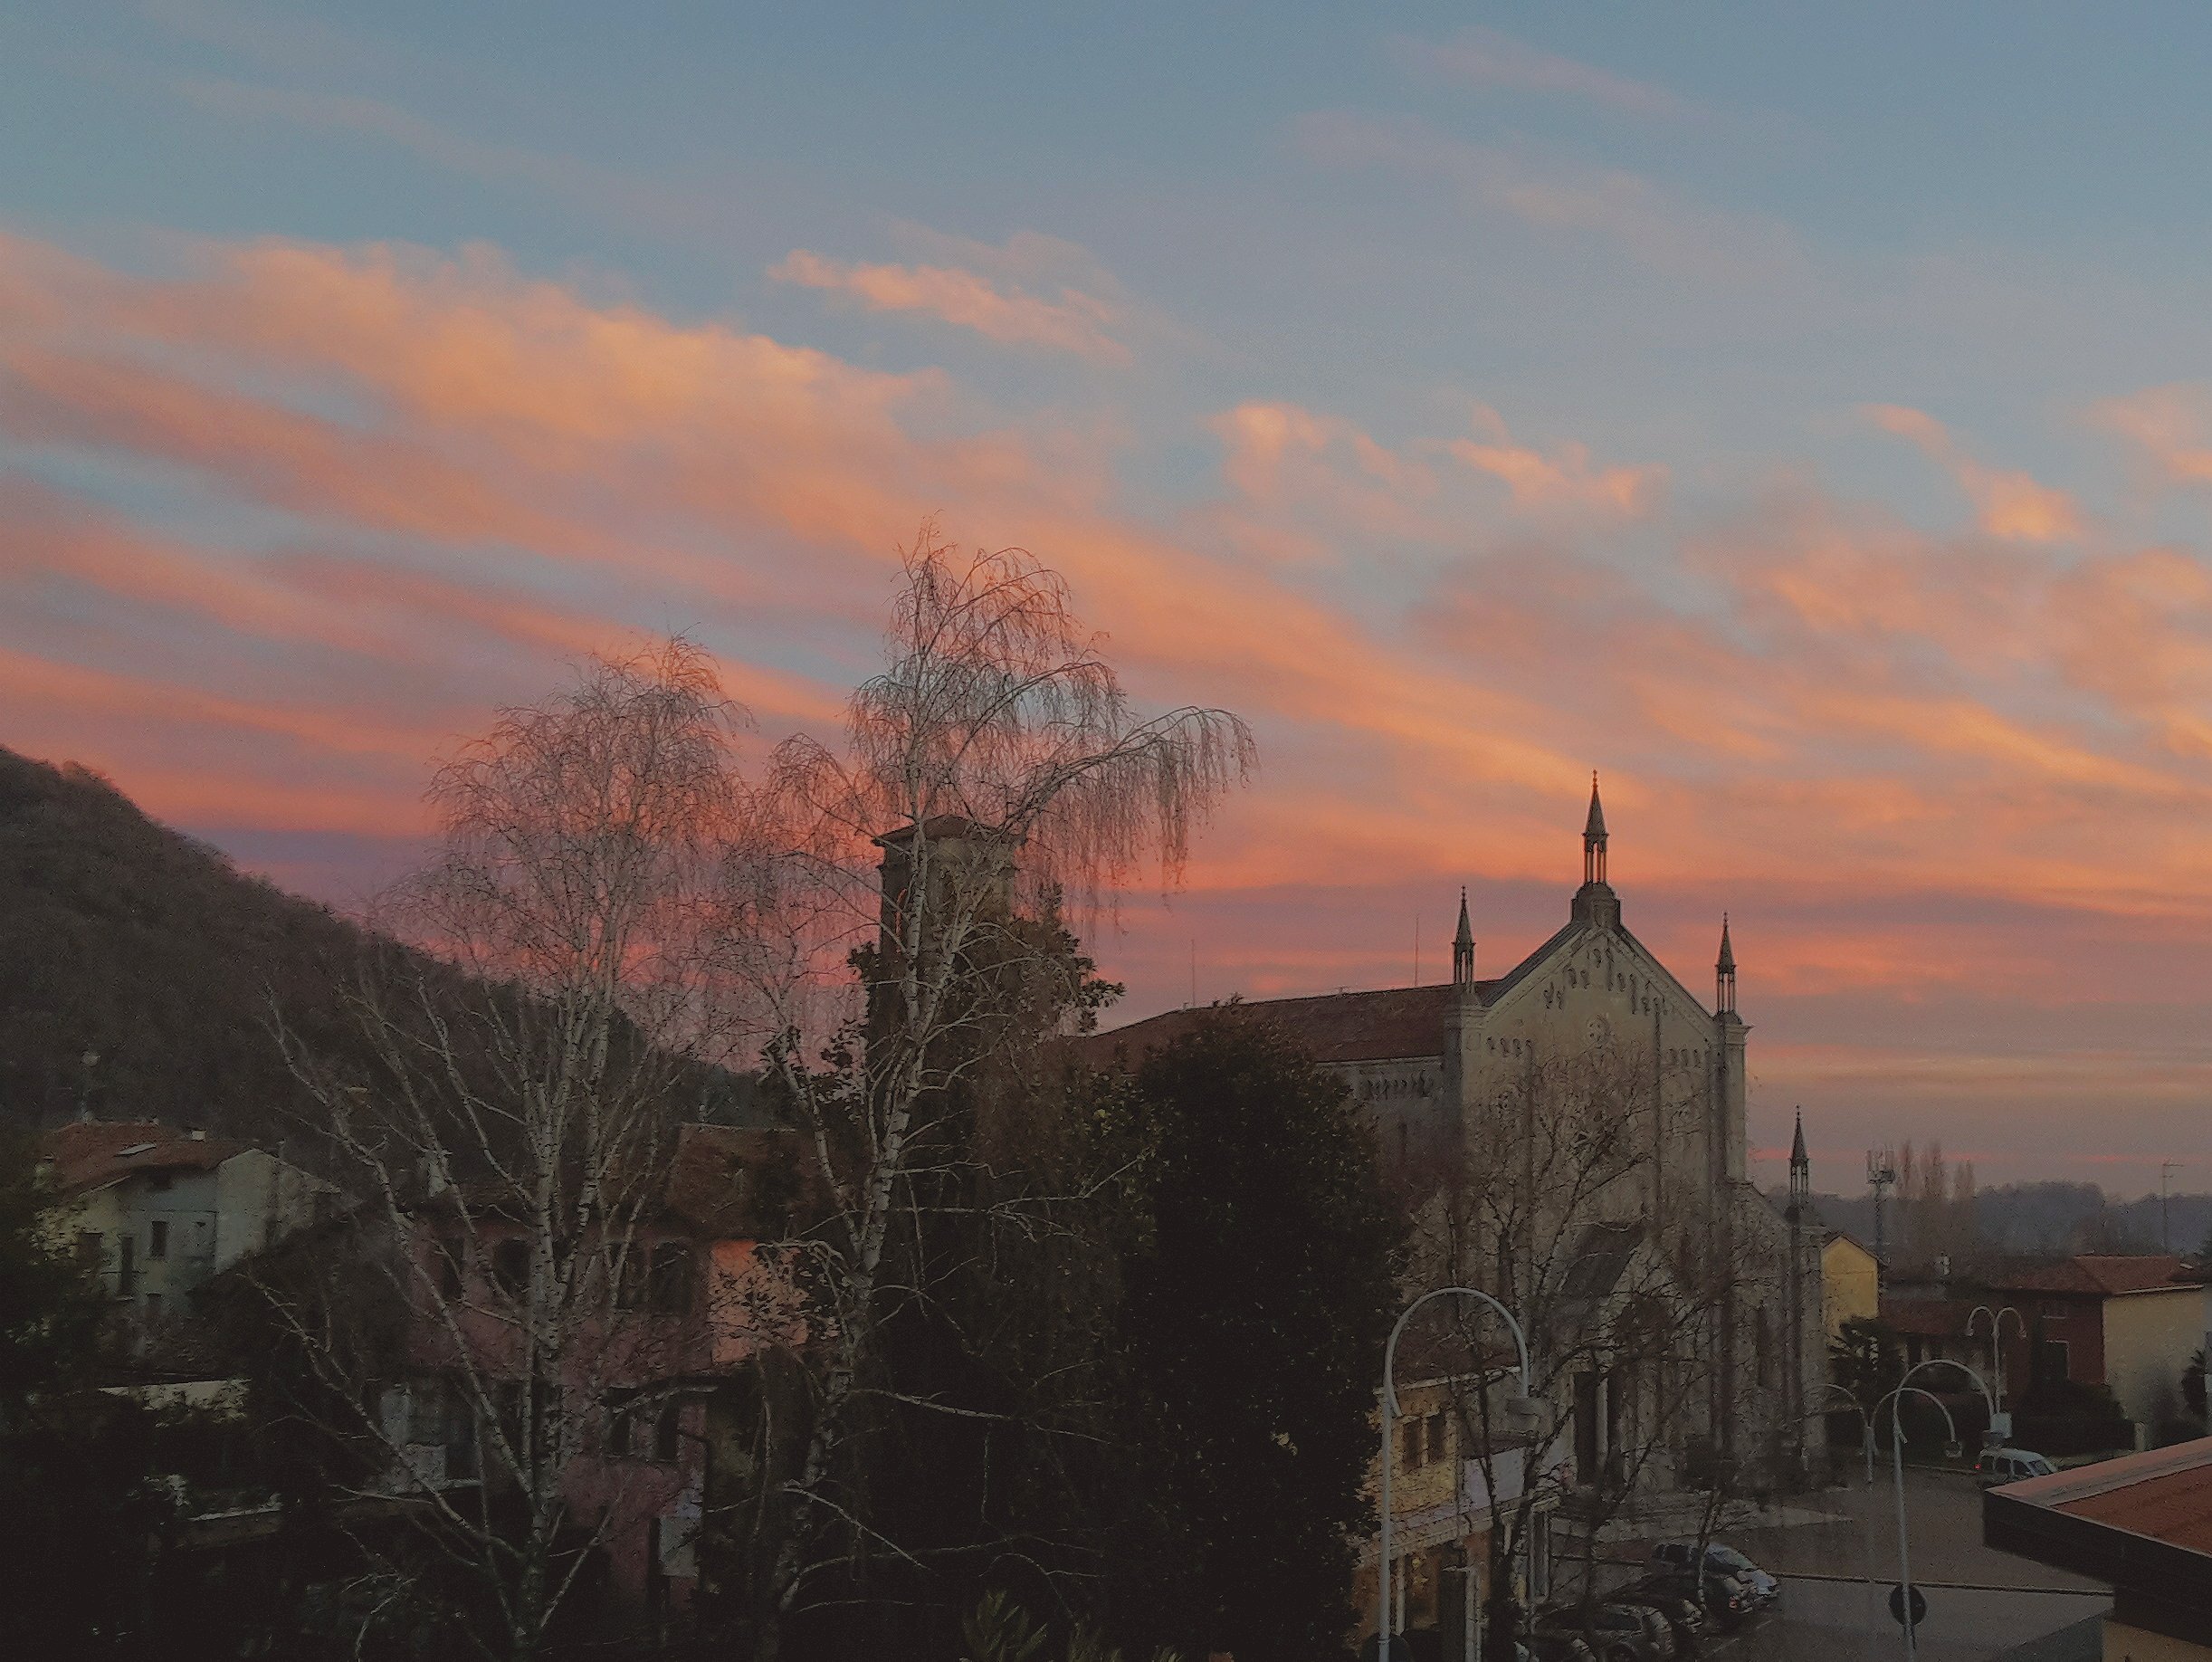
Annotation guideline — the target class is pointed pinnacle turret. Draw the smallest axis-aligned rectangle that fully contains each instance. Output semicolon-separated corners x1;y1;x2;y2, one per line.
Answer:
1789;1107;1810;1212
1717;912;1735;975
1452;886;1475;985
1580;771;1610;888
1715;912;1738;1015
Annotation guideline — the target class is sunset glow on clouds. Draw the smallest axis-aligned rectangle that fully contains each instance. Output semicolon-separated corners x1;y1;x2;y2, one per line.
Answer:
11;2;2212;1186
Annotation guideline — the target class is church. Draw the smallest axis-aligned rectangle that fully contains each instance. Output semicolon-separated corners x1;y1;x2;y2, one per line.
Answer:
1083;778;1825;1511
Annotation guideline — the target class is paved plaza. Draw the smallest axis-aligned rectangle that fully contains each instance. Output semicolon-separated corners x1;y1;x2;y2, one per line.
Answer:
1597;1467;2110;1662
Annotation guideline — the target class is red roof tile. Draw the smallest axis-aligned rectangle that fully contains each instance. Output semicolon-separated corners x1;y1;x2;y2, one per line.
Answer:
38;1120;245;1198
1993;1255;2202;1297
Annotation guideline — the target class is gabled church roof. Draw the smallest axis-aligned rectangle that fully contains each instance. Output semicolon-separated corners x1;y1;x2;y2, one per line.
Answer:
1074;784;1724;1070
1066;981;1498;1068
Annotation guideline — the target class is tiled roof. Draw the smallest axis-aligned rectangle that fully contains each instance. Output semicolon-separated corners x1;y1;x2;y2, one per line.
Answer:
1066;982;1483;1069
38;1120;245;1198
1993;1255;2203;1297
2052;1447;2212;1554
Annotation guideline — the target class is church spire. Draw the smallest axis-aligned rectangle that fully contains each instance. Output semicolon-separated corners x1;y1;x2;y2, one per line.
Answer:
1452;886;1475;986
1582;771;1608;886
1716;912;1738;1015
1788;1108;1810;1211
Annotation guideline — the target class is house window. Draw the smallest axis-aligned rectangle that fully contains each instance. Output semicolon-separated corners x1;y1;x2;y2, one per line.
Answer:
149;1220;168;1260
76;1230;102;1266
648;1244;692;1314
1425;1412;1447;1463
607;1404;634;1457
1403;1418;1424;1468
492;1238;529;1297
118;1234;138;1296
653;1401;682;1463
2036;1339;2071;1386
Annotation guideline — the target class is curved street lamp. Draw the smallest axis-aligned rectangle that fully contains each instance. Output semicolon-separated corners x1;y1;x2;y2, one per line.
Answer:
1875;1357;1993;1662
1965;1304;2025;1418
1378;1287;1536;1657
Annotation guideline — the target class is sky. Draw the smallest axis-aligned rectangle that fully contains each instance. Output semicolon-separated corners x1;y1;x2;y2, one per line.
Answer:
7;3;2212;1189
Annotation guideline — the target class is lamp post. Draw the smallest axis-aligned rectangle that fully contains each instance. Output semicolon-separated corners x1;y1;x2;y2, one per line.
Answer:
1965;1305;2024;1424
1870;1384;1959;1662
1379;1288;1535;1660
1876;1358;1992;1661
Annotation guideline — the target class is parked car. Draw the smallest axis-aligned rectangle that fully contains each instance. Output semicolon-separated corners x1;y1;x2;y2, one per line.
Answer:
1524;1637;1601;1662
1651;1542;1778;1608
1534;1602;1663;1662
1630;1569;1750;1632
1614;1583;1707;1651
1974;1447;2057;1487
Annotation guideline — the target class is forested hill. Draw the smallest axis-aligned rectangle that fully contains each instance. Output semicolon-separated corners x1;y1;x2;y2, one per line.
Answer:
0;746;378;1141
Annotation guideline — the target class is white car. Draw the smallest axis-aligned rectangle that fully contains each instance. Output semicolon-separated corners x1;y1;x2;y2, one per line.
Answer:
1974;1447;2057;1487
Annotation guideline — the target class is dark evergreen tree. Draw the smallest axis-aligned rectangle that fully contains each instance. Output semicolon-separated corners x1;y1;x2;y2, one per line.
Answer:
0;1131;167;1656
1099;1008;1402;1662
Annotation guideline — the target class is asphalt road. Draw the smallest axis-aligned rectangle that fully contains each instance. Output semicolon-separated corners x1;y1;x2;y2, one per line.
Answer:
1614;1468;2109;1662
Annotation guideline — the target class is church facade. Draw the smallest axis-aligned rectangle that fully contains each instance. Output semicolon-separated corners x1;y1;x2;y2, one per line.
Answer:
1083;779;1825;1506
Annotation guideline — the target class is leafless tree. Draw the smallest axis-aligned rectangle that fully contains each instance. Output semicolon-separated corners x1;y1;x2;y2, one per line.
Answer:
1399;1041;1781;1659
720;529;1254;1657
265;640;753;1661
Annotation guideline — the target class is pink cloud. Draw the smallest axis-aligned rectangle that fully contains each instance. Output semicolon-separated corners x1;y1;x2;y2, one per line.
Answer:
1864;403;2083;543
771;247;1127;363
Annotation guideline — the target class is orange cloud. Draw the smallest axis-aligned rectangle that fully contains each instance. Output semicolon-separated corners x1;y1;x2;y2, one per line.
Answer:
21;216;2212;1175
1446;406;1666;516
771;248;1126;363
1864;403;2083;543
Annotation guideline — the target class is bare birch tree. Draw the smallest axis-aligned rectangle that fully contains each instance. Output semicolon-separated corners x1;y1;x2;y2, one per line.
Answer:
720;530;1254;1657
265;640;752;1661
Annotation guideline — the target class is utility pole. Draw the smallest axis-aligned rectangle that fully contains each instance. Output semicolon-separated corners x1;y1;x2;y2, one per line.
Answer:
1868;1147;1899;1270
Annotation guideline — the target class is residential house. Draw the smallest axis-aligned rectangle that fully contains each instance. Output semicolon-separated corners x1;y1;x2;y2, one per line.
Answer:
36;1119;338;1334
378;1122;815;1620
1361;1370;1562;1648
1988;1256;2207;1439
1875;1255;2206;1444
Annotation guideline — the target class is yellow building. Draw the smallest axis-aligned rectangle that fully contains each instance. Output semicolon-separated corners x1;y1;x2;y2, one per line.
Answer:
1821;1231;1880;1344
1358;1376;1561;1648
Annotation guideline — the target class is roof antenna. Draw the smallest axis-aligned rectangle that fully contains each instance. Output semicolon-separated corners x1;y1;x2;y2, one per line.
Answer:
1190;939;1198;1009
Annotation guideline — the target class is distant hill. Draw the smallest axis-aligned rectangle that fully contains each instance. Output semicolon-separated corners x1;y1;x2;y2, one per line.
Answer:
0;746;381;1144
0;746;769;1151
